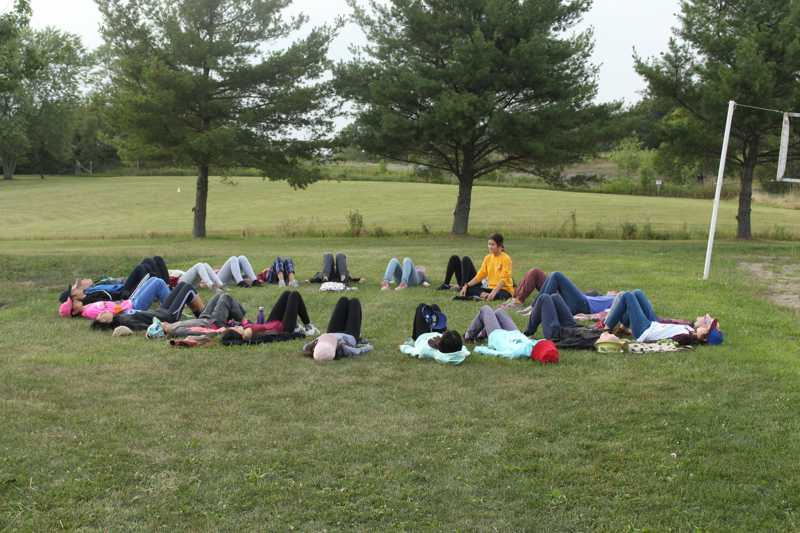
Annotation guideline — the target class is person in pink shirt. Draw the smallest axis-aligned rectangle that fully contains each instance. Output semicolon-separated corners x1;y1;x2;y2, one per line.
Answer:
61;278;201;320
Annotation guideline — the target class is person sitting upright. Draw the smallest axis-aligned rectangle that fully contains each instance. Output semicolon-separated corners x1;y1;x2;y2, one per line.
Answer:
459;233;514;301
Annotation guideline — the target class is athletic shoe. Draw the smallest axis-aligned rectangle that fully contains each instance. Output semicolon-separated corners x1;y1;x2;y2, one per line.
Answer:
395;283;408;291
381;281;390;291
278;279;286;288
421;281;431;288
288;279;299;288
518;306;533;317
304;323;320;337
251;279;263;287
436;283;451;291
500;300;522;312
237;281;250;288
146;317;165;339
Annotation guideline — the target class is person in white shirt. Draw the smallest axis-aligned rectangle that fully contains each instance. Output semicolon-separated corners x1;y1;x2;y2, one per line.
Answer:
604;290;717;345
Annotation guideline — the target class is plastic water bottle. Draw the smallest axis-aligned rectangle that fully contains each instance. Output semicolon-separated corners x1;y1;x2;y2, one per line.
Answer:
257;306;265;325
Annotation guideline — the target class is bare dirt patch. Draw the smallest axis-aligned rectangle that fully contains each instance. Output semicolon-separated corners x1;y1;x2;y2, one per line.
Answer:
740;259;800;311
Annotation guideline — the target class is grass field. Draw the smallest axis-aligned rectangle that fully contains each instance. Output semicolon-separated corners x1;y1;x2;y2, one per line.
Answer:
1;175;799;240
2;177;800;530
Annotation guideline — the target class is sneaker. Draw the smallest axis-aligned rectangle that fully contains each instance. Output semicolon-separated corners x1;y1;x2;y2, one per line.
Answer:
500;300;522;311
146;317;165;339
395;283;408;291
304;323;320;337
381;281;390;291
237;281;250;288
278;279;286;288
518;306;533;317
288;279;299;288
436;283;451;291
421;281;431;288
251;279;263;287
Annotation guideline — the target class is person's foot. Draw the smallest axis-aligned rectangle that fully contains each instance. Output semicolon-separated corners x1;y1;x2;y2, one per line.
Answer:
251;279;263;287
421;281;431;288
340;275;347;283
518;306;533;317
500;300;522;311
436;283;451;291
395;283;408;291
304;323;320;337
288;279;299;288
322;275;329;283
381;281;390;291
278;279;286;288
237;281;250;288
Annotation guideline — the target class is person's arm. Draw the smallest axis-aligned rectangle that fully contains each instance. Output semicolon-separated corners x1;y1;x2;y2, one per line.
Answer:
486;279;506;301
461;257;488;295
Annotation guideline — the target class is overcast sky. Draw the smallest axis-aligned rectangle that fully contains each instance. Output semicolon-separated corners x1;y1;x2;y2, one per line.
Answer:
14;0;681;104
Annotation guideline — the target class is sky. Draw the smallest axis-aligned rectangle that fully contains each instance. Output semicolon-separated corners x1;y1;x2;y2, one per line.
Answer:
14;0;681;104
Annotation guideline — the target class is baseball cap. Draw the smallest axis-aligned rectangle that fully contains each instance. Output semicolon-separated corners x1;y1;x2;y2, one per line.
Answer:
707;329;724;345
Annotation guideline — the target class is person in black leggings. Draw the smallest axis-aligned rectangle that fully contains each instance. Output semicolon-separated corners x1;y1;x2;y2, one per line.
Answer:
122;256;170;294
438;255;477;291
267;291;312;333
91;282;201;330
326;297;363;340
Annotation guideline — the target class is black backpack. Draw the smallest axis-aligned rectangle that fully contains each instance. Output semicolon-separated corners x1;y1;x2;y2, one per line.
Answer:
554;326;602;350
412;303;448;340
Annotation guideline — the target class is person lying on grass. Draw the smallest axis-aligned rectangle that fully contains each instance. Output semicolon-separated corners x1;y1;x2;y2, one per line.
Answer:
64;278;202;320
308;252;362;284
261;256;299;288
302;297;373;361
459;233;514;301
218;291;319;345
89;282;202;332
521;271;618;316
603;290;723;345
58;256;170;308
523;293;602;349
498;268;547;310
381;257;431;290
136;293;248;339
400;330;469;365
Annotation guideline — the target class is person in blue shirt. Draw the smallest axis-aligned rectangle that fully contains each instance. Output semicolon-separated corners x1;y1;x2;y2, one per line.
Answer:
465;305;538;359
538;272;617;315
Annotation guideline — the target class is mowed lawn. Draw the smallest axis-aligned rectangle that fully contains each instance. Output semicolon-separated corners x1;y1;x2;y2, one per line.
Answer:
1;230;800;530
1;175;799;240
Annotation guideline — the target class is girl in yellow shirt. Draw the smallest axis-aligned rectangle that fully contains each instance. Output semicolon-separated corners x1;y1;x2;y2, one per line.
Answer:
460;233;514;301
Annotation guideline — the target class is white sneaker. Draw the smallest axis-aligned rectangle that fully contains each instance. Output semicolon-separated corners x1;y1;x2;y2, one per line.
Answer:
278;279;286;288
289;279;299;288
304;323;320;337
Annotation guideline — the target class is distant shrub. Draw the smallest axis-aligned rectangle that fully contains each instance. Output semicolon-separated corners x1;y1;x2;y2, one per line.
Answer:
621;222;638;240
421;223;431;235
347;210;365;237
372;226;389;238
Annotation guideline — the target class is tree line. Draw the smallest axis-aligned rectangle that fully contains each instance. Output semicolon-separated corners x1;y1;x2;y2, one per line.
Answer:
1;0;797;239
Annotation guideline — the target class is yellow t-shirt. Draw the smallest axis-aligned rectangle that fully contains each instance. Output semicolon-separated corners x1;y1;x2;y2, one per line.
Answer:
473;252;514;292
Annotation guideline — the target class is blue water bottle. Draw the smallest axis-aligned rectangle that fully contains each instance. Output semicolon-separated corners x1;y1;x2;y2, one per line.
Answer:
257;306;265;325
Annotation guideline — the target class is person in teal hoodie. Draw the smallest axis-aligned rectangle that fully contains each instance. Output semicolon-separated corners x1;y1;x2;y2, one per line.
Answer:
466;305;539;359
400;331;469;365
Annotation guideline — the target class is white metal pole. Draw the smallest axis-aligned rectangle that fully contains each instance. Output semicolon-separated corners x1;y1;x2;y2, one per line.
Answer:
703;100;736;280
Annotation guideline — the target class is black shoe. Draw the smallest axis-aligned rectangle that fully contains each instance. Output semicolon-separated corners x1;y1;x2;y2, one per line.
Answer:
437;283;451;291
237;281;250;288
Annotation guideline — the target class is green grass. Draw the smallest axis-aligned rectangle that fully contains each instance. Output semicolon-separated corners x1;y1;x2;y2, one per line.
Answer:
1;175;798;240
1;231;800;530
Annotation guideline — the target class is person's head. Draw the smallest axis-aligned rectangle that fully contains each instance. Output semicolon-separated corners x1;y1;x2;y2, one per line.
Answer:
488;233;505;255
429;330;463;354
71;299;85;316
221;327;254;345
313;333;338;361
693;314;718;343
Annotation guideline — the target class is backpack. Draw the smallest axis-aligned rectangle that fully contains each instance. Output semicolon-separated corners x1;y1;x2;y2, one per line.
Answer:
412;303;448;339
554;326;602;350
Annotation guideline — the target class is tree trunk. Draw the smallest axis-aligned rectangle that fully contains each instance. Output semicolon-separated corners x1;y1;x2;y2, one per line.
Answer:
737;139;759;240
193;165;209;238
451;172;474;235
2;157;16;180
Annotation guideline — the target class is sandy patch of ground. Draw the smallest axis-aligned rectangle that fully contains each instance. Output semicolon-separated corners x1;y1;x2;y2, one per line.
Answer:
739;259;800;311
